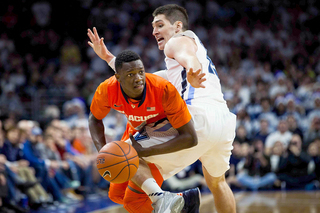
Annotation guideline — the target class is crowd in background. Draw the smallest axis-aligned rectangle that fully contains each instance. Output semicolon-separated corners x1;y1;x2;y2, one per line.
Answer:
1;0;320;212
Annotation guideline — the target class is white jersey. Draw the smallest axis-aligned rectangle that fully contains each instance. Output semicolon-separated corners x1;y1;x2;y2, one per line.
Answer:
164;30;226;105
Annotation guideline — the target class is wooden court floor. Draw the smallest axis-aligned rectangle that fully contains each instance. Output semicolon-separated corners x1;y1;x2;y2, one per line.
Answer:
91;190;320;213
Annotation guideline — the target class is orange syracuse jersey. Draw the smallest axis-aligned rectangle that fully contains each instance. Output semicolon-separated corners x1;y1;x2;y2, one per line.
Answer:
90;73;191;138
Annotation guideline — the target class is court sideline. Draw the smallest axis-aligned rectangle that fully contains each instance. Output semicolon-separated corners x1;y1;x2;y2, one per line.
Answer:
90;190;320;213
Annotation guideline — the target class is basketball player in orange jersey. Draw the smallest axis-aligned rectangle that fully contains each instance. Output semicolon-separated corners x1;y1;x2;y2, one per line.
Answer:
89;50;200;213
88;4;237;213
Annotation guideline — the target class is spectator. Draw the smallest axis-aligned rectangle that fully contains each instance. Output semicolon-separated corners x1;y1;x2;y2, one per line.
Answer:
253;118;271;144
62;98;88;128
307;139;320;182
265;120;292;155
0;126;46;211
0;84;24;117
277;134;317;189
236;108;253;139
22;126;73;204
269;141;285;173
273;96;287;119
235;139;277;191
286;114;304;142
256;97;278;131
307;92;320;123
60;38;81;66
31;1;51;27
235;125;250;144
226;140;244;189
45;121;93;195
284;94;304;121
269;72;288;99
0;158;8;212
304;116;320;149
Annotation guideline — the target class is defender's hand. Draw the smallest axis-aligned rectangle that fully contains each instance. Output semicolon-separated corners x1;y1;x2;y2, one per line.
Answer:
87;27;114;62
187;68;206;88
129;134;144;157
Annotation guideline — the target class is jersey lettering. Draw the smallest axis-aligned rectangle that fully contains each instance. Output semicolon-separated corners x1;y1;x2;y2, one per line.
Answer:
128;113;159;122
207;56;219;77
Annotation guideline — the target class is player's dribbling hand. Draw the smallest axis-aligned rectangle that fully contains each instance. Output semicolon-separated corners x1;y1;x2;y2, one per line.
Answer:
129;133;144;157
187;68;206;88
87;27;114;62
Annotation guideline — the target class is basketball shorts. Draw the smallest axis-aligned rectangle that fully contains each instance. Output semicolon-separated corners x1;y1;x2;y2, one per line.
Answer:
125;100;236;179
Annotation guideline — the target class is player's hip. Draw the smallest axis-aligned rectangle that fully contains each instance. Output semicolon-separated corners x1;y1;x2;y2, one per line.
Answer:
187;102;236;142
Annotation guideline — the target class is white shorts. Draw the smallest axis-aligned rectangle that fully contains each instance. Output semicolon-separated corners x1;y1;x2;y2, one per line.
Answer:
126;100;236;180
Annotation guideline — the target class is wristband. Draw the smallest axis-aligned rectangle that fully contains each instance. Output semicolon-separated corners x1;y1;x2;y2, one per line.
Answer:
108;57;116;72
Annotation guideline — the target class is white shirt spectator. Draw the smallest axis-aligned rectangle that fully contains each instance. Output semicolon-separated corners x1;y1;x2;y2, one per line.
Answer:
265;130;292;149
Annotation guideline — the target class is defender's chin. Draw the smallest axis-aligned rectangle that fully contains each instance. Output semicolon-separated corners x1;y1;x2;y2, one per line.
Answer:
158;44;164;50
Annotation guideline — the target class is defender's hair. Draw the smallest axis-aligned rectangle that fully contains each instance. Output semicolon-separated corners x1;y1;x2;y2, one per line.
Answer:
152;4;189;31
115;50;141;72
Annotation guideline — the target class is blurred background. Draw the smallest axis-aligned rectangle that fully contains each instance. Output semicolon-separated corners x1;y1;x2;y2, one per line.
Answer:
0;0;320;212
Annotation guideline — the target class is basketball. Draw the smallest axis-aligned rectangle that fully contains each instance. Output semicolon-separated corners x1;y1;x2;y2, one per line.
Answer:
96;141;139;183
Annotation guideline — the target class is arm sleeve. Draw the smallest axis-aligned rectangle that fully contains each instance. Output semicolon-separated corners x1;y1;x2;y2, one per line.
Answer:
162;83;191;129
90;81;111;120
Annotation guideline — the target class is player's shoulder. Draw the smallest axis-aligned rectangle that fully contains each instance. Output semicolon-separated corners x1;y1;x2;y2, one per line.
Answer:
99;75;118;88
169;30;196;43
145;73;177;96
145;73;169;88
96;76;119;95
165;31;197;55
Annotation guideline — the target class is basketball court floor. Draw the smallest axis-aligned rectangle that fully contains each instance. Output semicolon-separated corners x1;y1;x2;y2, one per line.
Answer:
90;190;320;213
30;189;320;212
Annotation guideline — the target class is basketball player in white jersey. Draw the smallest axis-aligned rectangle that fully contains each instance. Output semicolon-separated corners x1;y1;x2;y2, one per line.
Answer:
150;5;236;213
87;4;236;213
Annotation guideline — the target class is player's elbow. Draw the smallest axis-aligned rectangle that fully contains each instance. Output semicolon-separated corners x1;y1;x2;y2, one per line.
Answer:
89;112;102;128
184;133;198;148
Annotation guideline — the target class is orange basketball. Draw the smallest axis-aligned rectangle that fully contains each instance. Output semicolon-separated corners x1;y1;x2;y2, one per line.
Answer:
96;141;139;183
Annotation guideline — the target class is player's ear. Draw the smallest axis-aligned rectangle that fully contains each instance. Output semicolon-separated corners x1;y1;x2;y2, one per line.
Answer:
115;73;120;81
175;21;182;33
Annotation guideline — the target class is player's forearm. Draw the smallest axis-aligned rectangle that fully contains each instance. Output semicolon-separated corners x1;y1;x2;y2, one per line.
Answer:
141;121;197;157
88;113;106;151
184;55;201;72
142;132;197;157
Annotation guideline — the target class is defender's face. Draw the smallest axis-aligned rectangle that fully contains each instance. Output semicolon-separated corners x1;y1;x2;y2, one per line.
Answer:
116;60;145;99
152;14;176;50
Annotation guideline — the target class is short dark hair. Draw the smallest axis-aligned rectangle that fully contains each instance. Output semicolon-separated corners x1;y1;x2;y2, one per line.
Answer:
115;50;141;72
153;4;188;31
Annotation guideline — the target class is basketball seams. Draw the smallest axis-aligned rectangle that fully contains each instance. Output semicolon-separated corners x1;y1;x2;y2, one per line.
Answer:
110;163;140;183
109;165;129;183
113;141;131;155
113;141;132;180
97;141;139;183
98;152;128;157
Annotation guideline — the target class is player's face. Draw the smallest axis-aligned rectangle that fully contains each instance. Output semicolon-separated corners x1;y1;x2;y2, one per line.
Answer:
116;60;145;99
152;14;176;50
